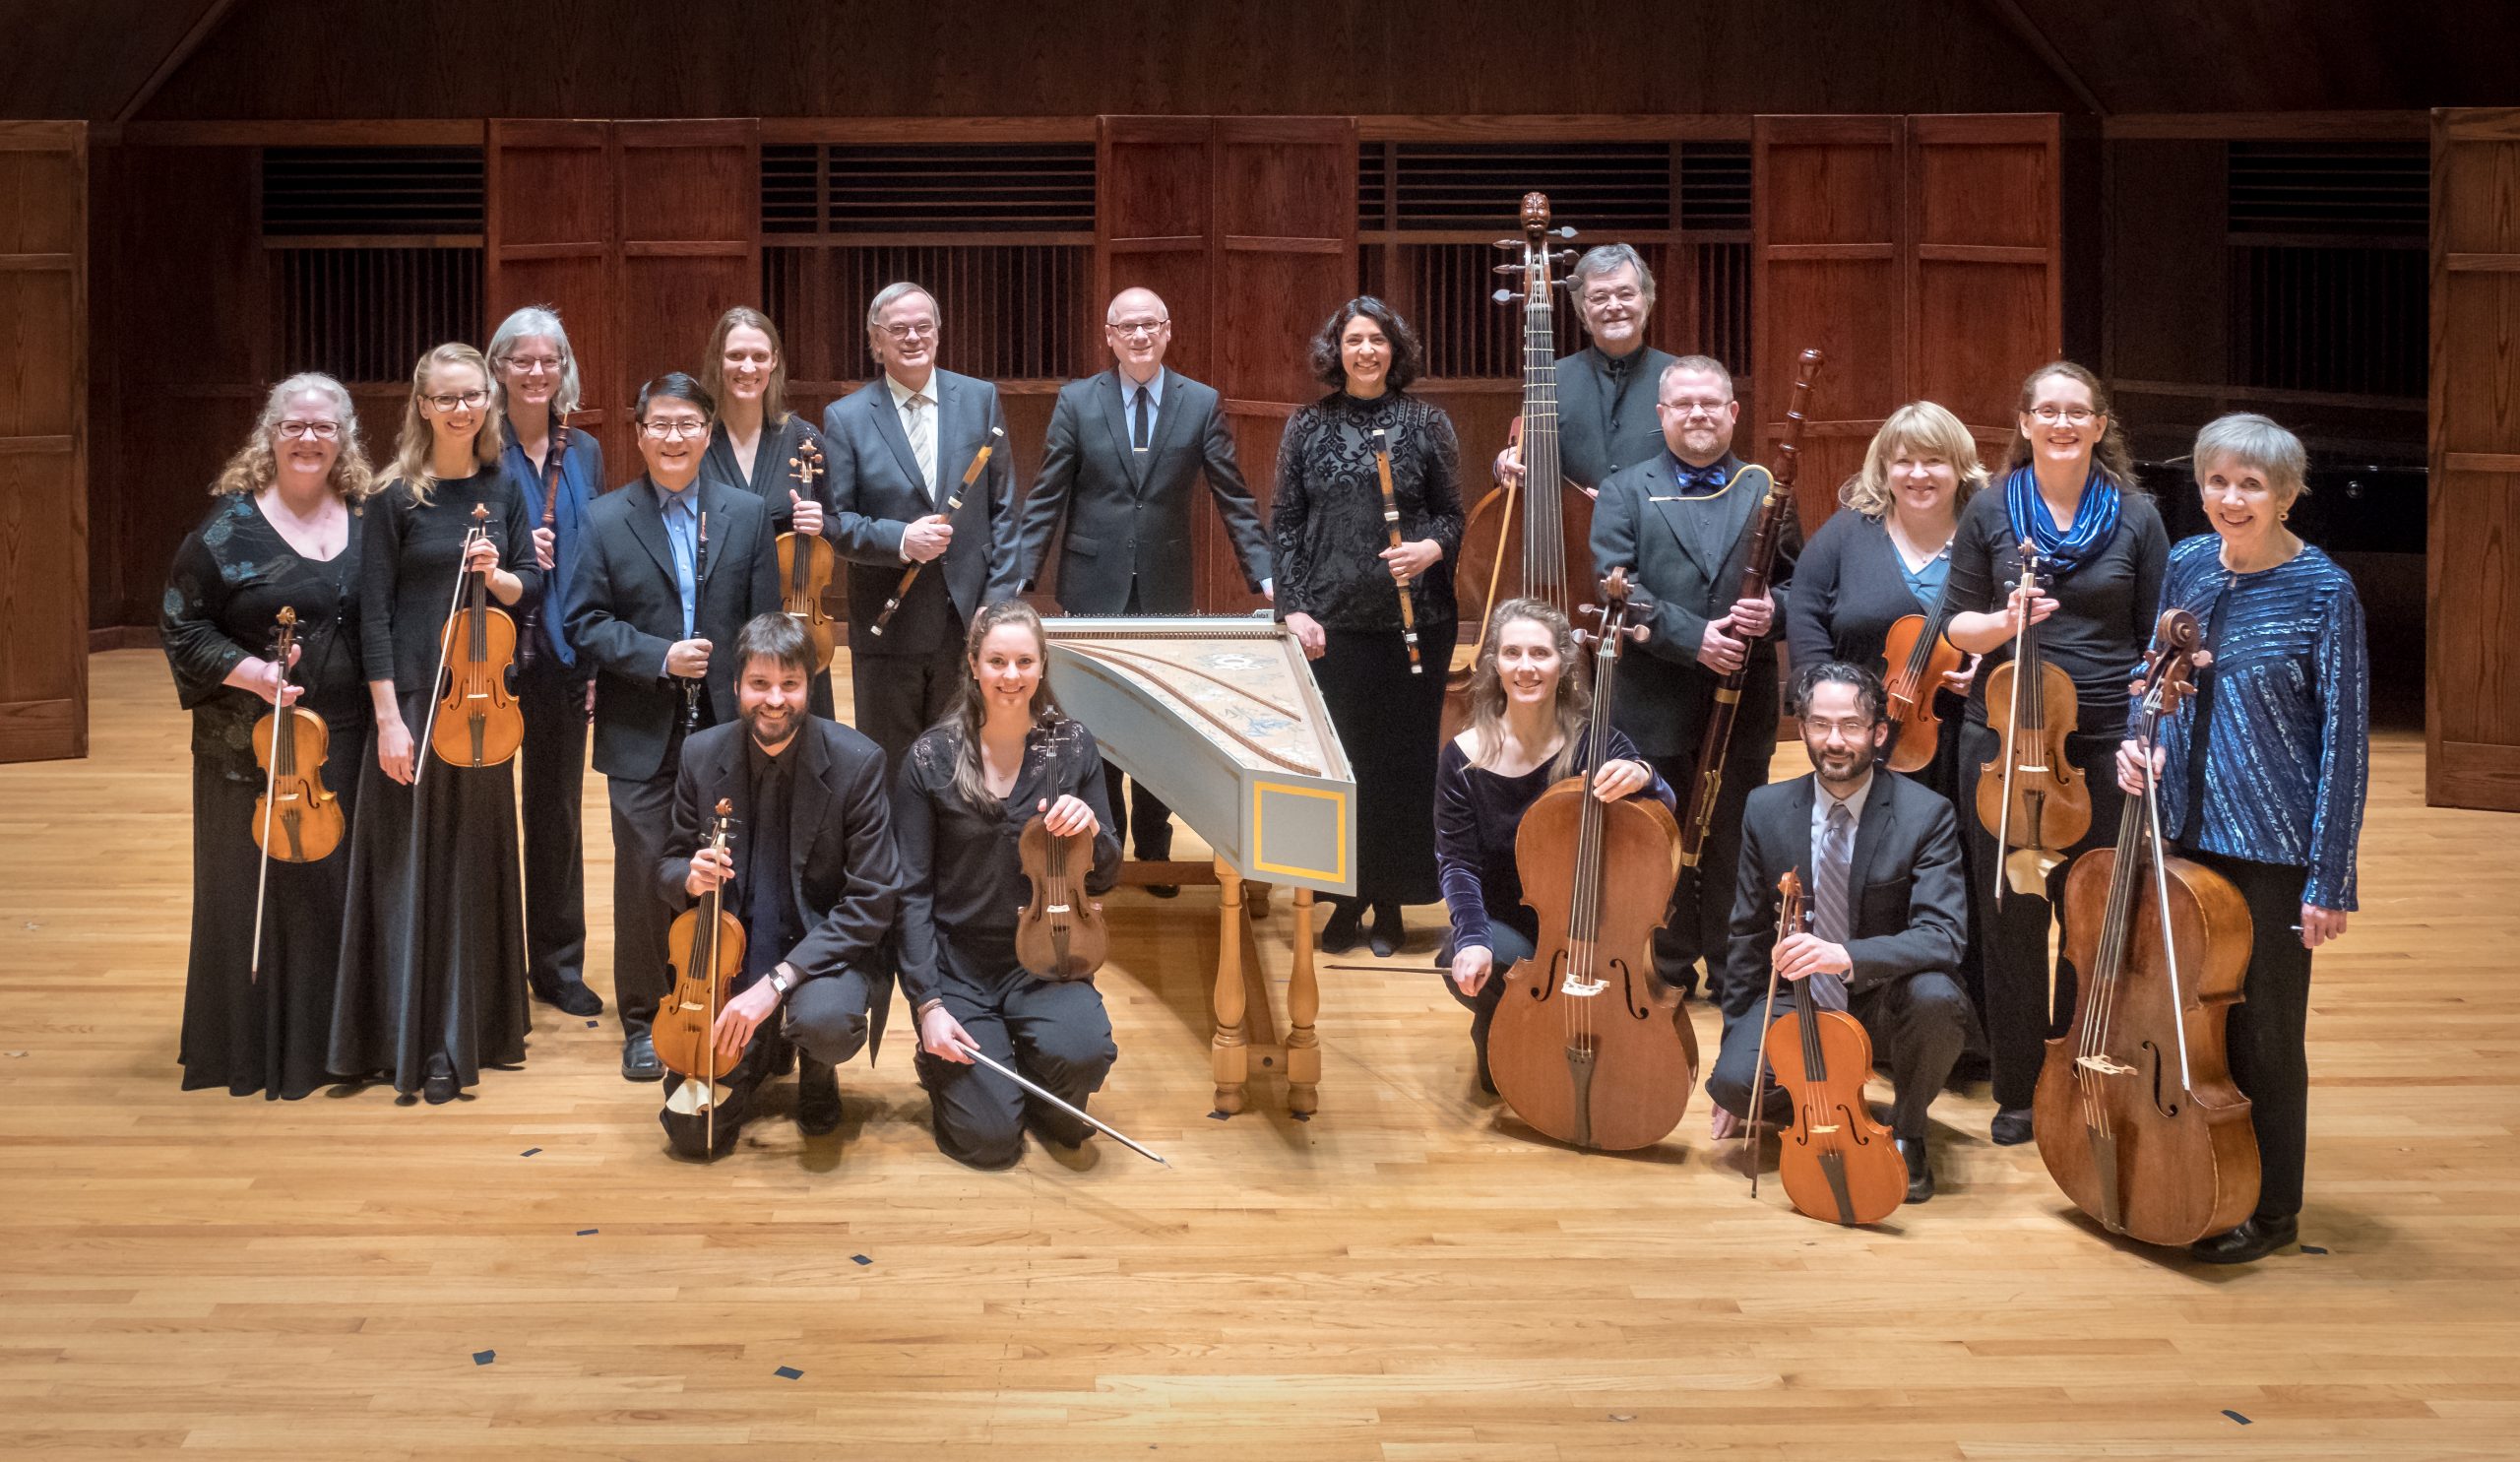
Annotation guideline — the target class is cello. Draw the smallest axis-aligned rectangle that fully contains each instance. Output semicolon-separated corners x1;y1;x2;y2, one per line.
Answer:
777;437;839;671
1014;726;1109;982
659;798;748;1157
1487;569;1695;1151
424;504;525;770
1878;607;1965;773
1976;546;2092;903
2035;608;2258;1245
1745;870;1906;1227
1446;192;1587;736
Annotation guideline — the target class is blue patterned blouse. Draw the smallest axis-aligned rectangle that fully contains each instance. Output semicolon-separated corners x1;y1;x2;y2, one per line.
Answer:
2131;536;2367;911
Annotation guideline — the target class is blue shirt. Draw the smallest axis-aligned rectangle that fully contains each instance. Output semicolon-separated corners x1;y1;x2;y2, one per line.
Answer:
1120;366;1166;447
2132;536;2367;911
500;425;601;667
1898;546;1951;610
654;477;699;641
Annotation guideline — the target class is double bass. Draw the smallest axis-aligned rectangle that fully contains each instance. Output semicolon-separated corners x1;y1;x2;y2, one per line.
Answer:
1487;569;1695;1150
1746;870;1905;1227
1014;727;1109;982
424;503;525;770
1445;192;1587;734
2035;608;2258;1245
659;798;748;1157
777;438;838;670
1976;546;2092;902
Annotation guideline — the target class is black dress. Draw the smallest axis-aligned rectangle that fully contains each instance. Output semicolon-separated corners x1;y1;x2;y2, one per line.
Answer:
705;413;839;717
162;494;368;1099
1271;389;1464;908
330;471;542;1096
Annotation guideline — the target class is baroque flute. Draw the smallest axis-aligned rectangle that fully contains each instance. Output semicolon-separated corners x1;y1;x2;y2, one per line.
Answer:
871;425;1003;637
1370;427;1423;674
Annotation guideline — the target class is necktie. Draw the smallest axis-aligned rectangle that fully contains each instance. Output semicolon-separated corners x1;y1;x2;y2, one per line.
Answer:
1132;384;1151;452
906;392;937;500
1809;798;1854;1011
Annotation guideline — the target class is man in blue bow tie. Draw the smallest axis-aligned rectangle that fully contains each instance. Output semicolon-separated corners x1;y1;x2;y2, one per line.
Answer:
1588;355;1800;1009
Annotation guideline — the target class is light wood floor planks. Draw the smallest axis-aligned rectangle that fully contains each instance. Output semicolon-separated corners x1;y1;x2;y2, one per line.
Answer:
2;650;2515;1460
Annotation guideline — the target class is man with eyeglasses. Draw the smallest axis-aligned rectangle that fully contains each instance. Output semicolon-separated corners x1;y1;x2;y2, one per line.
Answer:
820;281;1018;771
996;286;1272;890
1590;353;1799;1006
566;373;781;1082
1492;243;1680;493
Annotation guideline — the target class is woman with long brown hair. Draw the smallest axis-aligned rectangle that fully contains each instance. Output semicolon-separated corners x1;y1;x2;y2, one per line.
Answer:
1434;599;1667;1092
700;305;839;715
162;374;376;1098
330;344;542;1106
892;600;1121;1168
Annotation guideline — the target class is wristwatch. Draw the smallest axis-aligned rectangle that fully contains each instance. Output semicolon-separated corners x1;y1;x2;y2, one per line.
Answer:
768;965;796;997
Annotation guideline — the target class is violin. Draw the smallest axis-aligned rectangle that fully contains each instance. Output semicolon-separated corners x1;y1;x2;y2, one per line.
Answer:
1879;608;1964;774
871;425;1002;637
1014;730;1107;982
1368;427;1422;675
777;437;838;670
427;503;525;768
250;606;344;864
2036;608;2258;1244
1746;869;1905;1227
1976;545;2090;901
1486;568;1696;1150
658;798;748;1154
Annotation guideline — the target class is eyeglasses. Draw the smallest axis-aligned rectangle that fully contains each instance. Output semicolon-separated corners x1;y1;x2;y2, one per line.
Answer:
878;321;938;341
501;354;563;375
1664;399;1732;418
276;420;342;440
2029;406;2101;425
1582;287;1642;308
641;419;710;440
424;390;489;412
1108;319;1169;340
1804;718;1877;737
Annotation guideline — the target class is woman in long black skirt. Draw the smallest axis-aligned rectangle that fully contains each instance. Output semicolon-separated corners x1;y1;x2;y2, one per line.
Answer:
331;344;542;1105
1272;296;1463;956
162;374;375;1099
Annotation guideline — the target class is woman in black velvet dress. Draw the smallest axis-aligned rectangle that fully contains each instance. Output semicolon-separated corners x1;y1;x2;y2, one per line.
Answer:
330;344;542;1105
162;374;375;1099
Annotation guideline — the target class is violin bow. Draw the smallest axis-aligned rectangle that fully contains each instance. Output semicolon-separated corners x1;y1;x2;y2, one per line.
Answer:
952;1039;1167;1165
871;425;1003;637
246;607;297;984
2133;612;2206;1098
412;504;491;790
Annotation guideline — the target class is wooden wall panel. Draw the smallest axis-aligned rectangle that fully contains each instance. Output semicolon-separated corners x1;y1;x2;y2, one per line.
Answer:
613;119;761;449
1908;114;2063;472
2426;108;2520;809
486;121;618;468
0;122;87;761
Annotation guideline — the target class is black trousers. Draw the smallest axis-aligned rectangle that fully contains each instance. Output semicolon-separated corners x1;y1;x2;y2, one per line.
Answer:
516;649;591;993
658;969;875;1159
1959;724;2128;1111
2189;851;2315;1222
605;741;681;1041
1103;762;1174;861
850;640;966;775
1642;740;1766;1005
914;968;1117;1170
1705;972;1971;1143
1442;921;1535;1092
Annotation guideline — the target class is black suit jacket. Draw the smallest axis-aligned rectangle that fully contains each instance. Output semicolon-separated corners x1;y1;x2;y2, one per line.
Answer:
1588;451;1800;758
1554;345;1680;488
565;473;781;782
657;718;908;1051
1723;770;1968;1020
820;370;1017;656
1000;367;1271;611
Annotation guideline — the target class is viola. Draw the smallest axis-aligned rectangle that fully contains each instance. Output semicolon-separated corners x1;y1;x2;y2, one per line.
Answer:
1014;731;1107;981
2036;608;2258;1244
658;798;748;1154
250;605;344;864
777;437;838;670
427;503;525;768
1975;545;2091;900
1748;870;1906;1227
1879;608;1964;774
1487;568;1696;1150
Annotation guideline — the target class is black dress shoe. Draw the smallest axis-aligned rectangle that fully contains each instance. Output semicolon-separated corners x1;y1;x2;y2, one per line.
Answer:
2188;1213;2299;1265
621;1034;663;1083
1319;901;1363;954
1989;1106;2034;1146
532;978;604;1018
795;1056;843;1136
422;1071;459;1106
1896;1136;1934;1203
1366;902;1403;958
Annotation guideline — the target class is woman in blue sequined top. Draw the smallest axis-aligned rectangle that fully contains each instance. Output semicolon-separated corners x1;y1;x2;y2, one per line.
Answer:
2116;411;2367;1266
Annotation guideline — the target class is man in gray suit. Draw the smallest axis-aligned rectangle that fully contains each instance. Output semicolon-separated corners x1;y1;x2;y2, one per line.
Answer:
820;281;1018;770
999;286;1273;878
1492;243;1681;492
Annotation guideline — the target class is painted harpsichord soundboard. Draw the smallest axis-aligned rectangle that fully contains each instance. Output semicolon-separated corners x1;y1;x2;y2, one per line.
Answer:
1042;616;1355;898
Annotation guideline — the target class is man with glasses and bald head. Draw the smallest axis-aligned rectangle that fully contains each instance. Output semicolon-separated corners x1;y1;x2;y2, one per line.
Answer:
820;282;1019;771
997;286;1272;887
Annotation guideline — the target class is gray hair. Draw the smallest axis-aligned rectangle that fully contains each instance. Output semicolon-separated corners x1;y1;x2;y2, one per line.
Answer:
1567;243;1657;312
486;304;584;416
866;281;938;335
2191;412;2308;504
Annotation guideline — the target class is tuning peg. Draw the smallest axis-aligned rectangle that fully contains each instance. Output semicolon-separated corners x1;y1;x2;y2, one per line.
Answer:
1492;263;1523;275
1493;238;1521;250
1577;604;1605;621
1554;225;1578;238
1492;288;1518;304
1550;248;1578;264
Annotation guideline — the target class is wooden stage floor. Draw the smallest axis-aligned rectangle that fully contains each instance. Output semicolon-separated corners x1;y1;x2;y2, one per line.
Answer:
3;650;2515;1459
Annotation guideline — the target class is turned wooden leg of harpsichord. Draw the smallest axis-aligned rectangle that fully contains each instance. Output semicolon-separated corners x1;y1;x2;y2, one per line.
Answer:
1212;858;1251;1114
1285;887;1320;1115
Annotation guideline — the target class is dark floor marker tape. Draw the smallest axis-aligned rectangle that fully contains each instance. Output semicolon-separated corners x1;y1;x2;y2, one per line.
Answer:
585;1020;598;1029
1208;1112;1229;1120
473;1350;495;1366
851;1254;872;1265
520;1147;541;1157
775;1366;802;1379
2300;1244;2329;1254
2222;1410;2251;1426
576;1228;598;1237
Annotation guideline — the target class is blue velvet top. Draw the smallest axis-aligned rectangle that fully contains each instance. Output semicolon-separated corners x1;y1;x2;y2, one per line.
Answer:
2132;536;2367;911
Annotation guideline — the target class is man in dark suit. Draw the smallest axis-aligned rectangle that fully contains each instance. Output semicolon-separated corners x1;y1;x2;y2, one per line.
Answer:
654;613;904;1159
1705;662;1971;1201
1491;243;1682;492
820;281;1018;770
1589;353;1799;1000
997;286;1273;878
566;373;781;1082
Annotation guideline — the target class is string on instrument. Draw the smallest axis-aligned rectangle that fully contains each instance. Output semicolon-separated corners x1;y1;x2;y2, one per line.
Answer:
781;438;838;669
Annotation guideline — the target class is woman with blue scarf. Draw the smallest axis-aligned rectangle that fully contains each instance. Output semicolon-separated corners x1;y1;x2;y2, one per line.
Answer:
1941;362;2169;1149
